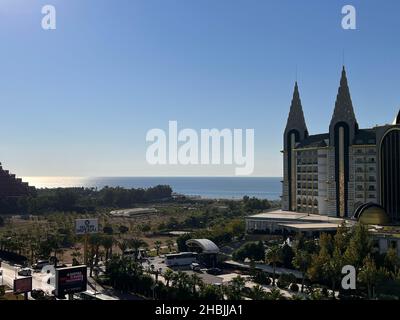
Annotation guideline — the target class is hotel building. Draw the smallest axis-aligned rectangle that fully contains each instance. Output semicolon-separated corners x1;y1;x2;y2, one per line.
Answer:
282;66;400;222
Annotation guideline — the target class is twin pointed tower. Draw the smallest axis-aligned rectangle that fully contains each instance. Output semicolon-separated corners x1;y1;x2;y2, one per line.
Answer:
282;66;400;221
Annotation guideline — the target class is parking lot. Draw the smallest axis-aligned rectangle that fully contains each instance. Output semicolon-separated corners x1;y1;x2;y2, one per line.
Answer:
142;256;236;286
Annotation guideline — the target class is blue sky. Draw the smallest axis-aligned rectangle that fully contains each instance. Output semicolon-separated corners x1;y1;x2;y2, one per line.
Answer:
0;0;399;177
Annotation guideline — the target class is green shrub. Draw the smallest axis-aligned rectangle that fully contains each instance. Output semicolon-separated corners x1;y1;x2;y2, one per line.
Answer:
252;271;271;285
232;241;265;262
277;275;290;289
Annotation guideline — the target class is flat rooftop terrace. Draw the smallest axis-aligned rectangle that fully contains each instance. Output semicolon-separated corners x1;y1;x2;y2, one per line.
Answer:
278;223;342;231
246;210;346;224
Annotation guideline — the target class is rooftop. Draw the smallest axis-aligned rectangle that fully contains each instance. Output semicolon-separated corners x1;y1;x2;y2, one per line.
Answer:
278;223;342;231
296;133;329;148
246;210;346;224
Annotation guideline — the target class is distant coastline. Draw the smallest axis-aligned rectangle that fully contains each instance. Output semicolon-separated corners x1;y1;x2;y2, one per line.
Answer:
22;176;282;200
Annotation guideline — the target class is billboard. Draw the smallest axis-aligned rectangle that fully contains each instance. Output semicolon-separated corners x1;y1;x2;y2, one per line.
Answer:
55;265;87;297
13;277;32;294
75;218;99;235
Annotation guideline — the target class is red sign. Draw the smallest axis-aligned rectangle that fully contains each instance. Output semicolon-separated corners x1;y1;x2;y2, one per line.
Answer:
55;266;87;296
14;277;32;294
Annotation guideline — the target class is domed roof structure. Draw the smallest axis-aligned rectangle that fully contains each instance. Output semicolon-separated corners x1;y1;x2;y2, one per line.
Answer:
353;203;390;225
185;239;219;254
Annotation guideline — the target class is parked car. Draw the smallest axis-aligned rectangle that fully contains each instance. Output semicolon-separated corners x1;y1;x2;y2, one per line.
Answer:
18;268;32;277
206;268;223;275
190;263;202;272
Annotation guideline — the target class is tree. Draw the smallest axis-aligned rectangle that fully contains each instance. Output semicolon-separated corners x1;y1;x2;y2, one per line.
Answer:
129;238;148;260
163;269;174;287
384;247;400;274
102;236;114;261
249;285;267;300
118;239;129;254
166;239;175;253
154;241;162;256
344;224;371;268
292;249;311;293
199;284;224;300
171;271;192;298
265;287;285;300
189;273;203;296
176;234;191;252
225;276;246;300
88;234;102;277
103;225;114;235
323;247;344;299
232;241;265;262
281;244;294;268
118;225;129;234
358;255;382;299
71;247;82;266
265;245;282;286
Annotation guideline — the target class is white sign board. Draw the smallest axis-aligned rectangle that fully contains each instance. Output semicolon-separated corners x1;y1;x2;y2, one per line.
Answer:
75;219;99;235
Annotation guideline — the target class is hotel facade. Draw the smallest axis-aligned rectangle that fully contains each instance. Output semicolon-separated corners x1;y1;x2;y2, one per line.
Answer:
282;67;400;222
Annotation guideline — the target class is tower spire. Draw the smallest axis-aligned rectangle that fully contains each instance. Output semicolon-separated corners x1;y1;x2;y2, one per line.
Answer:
393;108;400;125
283;82;308;212
329;66;358;144
285;81;308;141
331;66;357;123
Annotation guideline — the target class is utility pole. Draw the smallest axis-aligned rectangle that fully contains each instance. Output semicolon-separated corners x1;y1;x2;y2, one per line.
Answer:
84;233;89;265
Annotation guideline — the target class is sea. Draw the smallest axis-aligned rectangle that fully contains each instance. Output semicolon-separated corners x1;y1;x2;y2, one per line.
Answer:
22;177;282;200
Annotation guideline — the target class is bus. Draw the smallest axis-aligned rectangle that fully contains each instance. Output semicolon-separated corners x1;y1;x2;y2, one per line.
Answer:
165;252;198;267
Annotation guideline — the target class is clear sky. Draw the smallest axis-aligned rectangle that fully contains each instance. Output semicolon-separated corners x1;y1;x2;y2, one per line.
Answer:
0;0;400;177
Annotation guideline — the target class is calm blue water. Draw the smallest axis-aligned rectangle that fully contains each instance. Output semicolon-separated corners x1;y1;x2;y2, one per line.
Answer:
24;177;282;200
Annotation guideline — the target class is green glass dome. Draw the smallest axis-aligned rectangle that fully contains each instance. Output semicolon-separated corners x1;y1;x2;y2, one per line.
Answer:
353;203;390;225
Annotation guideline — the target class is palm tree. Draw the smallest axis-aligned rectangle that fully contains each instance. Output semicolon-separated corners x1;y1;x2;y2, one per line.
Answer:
172;271;191;291
189;273;203;295
55;248;65;265
154;241;162;256
118;239;129;255
265;245;282;286
88;234;102;277
163;269;174;287
71;248;83;266
102;236;114;261
249;285;266;300
292;249;311;293
129;238;148;260
199;284;224;300
166;239;175;253
225;276;246;300
266;287;285;300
